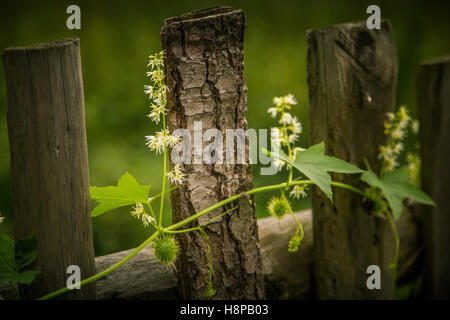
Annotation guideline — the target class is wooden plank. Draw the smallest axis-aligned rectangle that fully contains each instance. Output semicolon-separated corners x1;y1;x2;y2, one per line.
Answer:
2;38;96;299
161;7;264;299
307;21;398;299
418;56;450;299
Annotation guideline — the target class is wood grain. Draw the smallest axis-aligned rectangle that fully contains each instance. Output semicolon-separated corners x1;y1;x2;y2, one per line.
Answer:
418;56;450;299
307;21;398;299
2;38;96;299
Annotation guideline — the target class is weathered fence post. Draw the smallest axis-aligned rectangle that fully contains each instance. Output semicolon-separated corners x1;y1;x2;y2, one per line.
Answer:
418;57;450;299
161;7;264;299
307;21;398;299
2;38;96;299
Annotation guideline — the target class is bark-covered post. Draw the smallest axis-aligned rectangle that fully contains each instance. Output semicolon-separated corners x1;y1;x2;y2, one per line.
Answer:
161;7;264;299
2;38;96;299
307;21;398;299
418;57;450;299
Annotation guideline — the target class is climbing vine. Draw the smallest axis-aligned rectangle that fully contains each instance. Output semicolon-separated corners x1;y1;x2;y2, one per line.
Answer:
0;51;434;300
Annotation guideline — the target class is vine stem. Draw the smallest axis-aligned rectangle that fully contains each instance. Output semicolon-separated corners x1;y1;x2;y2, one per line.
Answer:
159;114;167;226
38;231;160;300
386;208;399;286
39;179;367;300
9;282;19;299
167;180;371;231
148;186;178;203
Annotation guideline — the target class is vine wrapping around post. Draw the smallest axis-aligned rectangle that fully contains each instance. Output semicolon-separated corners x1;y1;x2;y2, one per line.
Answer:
37;179;369;300
31;54;435;301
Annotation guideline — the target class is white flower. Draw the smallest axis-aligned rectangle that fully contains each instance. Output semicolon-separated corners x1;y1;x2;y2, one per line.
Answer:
144;85;154;96
167;164;185;185
411;119;419;135
283;93;297;106
131;203;145;218
147;52;164;70
290;185;308;199
392;142;403;155
273;159;285;171
273;96;284;107
279;113;293;125
267;107;278;118
146;133;165;154
384;156;398;172
288;133;299;144
271;128;281;147
147;69;165;85
141;214;155;227
273;94;297;107
397;106;410;127
147;104;165;124
386;112;395;120
291;117;302;135
0;212;4;224
146;130;180;154
166;134;181;148
378;145;393;159
130;202;155;227
391;126;405;140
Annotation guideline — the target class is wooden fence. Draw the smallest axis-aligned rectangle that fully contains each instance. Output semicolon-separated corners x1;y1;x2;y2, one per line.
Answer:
1;7;449;299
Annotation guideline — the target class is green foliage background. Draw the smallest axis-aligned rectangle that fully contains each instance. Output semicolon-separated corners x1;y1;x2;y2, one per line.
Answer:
1;0;449;256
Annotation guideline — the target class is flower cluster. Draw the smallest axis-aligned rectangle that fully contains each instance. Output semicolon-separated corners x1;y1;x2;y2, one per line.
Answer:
267;94;309;201
379;106;411;173
130;202;155;227
145;51;185;180
145;129;180;154
268;94;302;148
0;212;4;224
167;164;185;185
289;185;308;199
145;51;167;124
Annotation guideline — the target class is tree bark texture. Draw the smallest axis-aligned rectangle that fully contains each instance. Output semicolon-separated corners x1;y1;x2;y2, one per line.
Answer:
307;21;398;299
161;7;264;299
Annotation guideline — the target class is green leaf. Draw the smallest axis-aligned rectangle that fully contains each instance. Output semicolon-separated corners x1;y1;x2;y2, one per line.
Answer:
90;172;151;217
264;142;363;199
0;233;16;277
0;270;40;285
361;163;436;219
0;233;40;285
15;234;38;271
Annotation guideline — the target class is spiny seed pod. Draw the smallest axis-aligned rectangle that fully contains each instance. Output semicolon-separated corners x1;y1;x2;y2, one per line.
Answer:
267;196;290;219
153;234;179;268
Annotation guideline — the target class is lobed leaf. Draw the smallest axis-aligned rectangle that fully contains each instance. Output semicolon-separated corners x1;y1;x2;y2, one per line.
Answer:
90;172;151;217
361;162;435;219
15;234;38;270
264;142;363;199
0;233;40;285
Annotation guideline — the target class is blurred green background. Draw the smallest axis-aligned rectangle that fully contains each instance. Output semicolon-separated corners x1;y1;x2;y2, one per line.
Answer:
1;0;449;256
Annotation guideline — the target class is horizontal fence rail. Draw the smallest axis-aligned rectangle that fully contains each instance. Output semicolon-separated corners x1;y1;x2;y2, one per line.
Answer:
0;208;421;299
